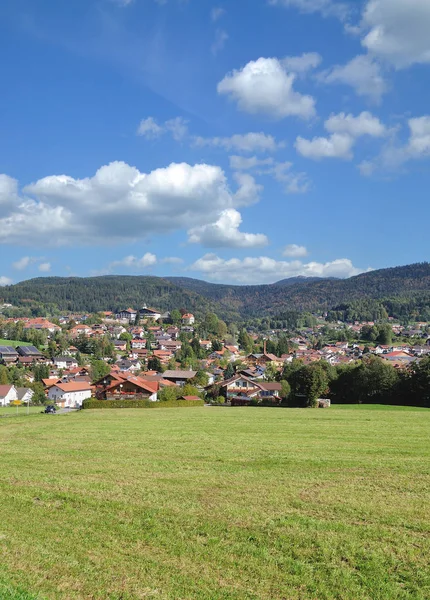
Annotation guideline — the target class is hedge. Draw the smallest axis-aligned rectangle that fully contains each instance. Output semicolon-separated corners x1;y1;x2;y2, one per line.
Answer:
82;398;205;409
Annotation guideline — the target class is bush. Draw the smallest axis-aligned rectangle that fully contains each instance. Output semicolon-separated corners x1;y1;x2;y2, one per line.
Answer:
82;398;204;409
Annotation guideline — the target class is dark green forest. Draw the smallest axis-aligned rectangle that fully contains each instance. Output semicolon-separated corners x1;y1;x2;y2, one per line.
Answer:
1;262;430;322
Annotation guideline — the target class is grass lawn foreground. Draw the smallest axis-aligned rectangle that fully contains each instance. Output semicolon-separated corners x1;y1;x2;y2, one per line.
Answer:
0;406;429;599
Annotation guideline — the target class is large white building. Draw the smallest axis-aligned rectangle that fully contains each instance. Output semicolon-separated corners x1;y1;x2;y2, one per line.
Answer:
47;382;92;408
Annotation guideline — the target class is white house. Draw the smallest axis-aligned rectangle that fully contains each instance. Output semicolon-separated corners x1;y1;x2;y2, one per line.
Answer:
17;388;34;404
53;356;79;370
47;382;92;408
0;385;18;406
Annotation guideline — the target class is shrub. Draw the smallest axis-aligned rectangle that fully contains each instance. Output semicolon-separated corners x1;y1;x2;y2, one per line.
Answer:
82;398;204;409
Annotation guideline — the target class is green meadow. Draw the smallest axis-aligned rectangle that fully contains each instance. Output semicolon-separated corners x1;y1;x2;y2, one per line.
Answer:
0;406;429;600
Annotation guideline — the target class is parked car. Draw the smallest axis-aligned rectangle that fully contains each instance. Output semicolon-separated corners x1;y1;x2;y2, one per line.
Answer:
44;405;57;414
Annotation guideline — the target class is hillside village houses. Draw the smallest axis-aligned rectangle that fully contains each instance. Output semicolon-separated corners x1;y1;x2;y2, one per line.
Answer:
1;299;430;408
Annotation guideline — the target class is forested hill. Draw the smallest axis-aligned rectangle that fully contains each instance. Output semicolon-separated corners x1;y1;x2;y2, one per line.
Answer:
0;276;220;318
1;263;430;320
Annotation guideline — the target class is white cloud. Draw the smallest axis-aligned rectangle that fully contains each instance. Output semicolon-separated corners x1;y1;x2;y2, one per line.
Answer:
361;0;430;68
217;57;317;120
407;116;430;156
325;111;386;137
137;117;164;139
281;52;322;73
110;253;157;271
38;262;51;273
13;256;34;270
229;156;275;170
137;116;189;141
318;54;387;102
194;132;282;153
296;111;387;160
190;253;367;284
283;244;308;257
232;172;262;206
230;156;311;194
268;0;350;20
188;208;268;248
0;276;12;286
359;115;430;174
211;29;228;55
0;161;261;246
12;256;51;270
262;161;312;193
296;133;354;160
160;256;184;264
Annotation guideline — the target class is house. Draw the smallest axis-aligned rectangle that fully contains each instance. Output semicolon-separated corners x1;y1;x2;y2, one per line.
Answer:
47;382;92;408
53;356;79;370
181;313;195;325
102;376;159;401
0;346;19;364
116;359;141;373
214;375;282;401
139;307;162;321
16;346;45;363
115;308;137;322
114;340;128;352
162;370;197;386
180;395;201;402
16;388;34;404
70;324;93;338
0;385;18;406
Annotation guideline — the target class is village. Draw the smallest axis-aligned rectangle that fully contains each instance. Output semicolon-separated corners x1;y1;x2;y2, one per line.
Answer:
1;302;430;410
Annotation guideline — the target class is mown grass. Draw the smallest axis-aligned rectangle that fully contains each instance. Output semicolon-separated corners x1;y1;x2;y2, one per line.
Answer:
0;406;429;600
0;406;44;417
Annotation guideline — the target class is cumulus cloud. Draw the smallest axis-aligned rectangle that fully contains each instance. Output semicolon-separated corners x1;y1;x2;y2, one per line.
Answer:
137;116;189;141
0;161;262;246
283;244;308;257
194;132;283;153
190;253;368;284
361;0;430;68
229;156;275;170
296;111;387;160
12;256;51;271
296;133;354;160
230;156;311;194
359;115;430;174
281;52;322;73
211;29;228;55
217;57;317;120
325;111;386;137
38;262;51;273
318;54;387;102
268;0;351;20
13;256;35;270
110;253;157;271
188;208;268;248
0;276;13;286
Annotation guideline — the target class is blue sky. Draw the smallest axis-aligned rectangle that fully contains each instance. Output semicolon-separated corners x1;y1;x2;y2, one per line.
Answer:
0;0;429;285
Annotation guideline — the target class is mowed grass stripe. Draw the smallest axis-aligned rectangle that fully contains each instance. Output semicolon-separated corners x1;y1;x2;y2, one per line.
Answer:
0;406;429;599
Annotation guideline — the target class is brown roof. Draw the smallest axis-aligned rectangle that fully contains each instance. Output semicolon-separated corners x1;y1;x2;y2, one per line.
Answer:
0;385;13;396
163;370;197;379
181;396;201;401
53;382;92;392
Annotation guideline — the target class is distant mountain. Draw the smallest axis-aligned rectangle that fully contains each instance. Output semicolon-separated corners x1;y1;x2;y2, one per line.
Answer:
1;263;430;321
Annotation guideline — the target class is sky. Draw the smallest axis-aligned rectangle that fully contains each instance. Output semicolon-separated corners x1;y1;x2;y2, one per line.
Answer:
0;0;429;286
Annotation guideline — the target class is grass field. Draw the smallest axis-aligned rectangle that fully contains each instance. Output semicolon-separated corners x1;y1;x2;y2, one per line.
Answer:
0;406;429;600
0;406;44;416
0;339;32;348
